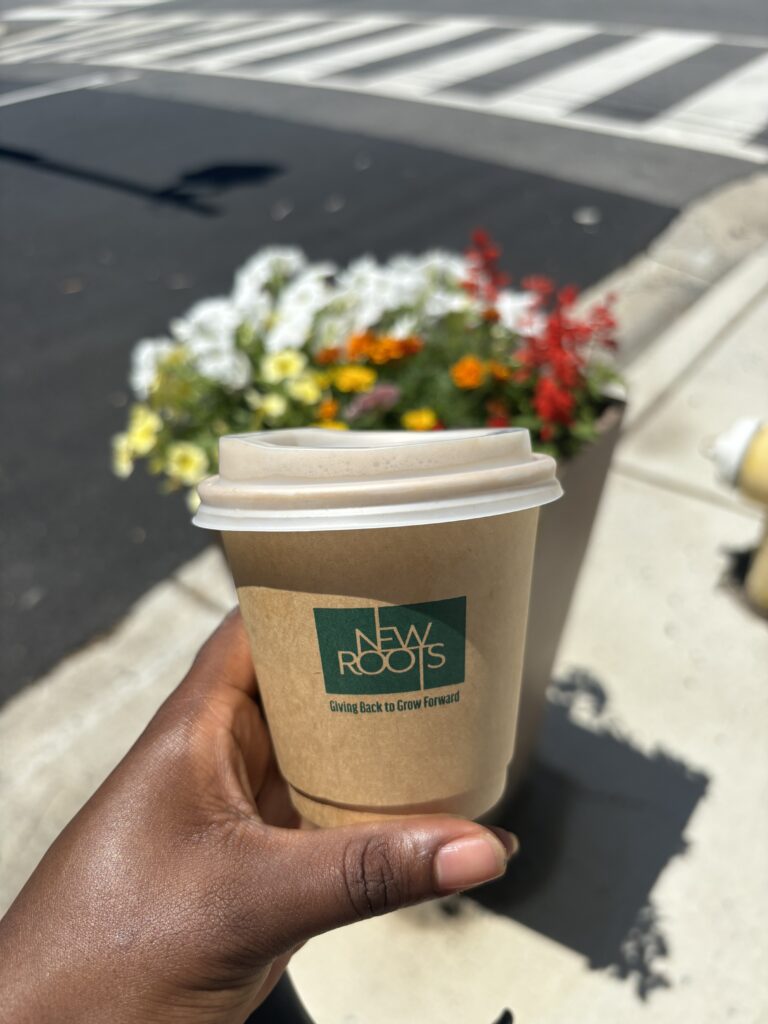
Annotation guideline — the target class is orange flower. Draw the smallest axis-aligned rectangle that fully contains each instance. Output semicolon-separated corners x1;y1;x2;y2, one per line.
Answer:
400;337;424;356
489;360;512;382
450;354;487;389
346;332;424;364
347;332;376;361
370;337;403;364
315;346;342;365
317;397;339;421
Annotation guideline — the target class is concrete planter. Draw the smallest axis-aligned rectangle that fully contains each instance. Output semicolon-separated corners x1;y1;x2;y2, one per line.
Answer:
508;399;627;791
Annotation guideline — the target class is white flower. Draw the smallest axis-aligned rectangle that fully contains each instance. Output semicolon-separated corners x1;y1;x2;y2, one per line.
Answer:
233;287;272;334
424;288;473;318
233;247;307;296
265;268;333;352
170;298;250;389
496;289;542;333
388;314;419;339
171;297;240;354
195;347;251;390
130;338;176;399
416;250;468;284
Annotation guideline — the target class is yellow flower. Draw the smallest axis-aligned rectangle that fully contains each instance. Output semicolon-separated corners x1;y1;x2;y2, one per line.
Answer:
111;433;134;478
313;420;348;430
261;350;307;384
333;365;377;393
262;393;288;421
186;489;201;514
313;370;333;390
287;374;322;406
401;407;438;431
127;405;162;456
166;442;209;486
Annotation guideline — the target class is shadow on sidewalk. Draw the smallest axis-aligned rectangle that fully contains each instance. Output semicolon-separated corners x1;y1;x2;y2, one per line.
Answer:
247;672;708;1021
470;671;709;999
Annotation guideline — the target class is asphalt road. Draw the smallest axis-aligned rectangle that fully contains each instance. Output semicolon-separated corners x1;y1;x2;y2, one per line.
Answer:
0;0;765;701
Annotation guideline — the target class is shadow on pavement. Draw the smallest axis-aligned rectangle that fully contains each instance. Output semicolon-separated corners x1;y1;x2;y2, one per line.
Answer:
0;144;282;215
249;672;707;1021
471;671;709;999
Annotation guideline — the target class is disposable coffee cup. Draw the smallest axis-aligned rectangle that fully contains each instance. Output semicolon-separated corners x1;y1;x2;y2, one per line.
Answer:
194;428;562;827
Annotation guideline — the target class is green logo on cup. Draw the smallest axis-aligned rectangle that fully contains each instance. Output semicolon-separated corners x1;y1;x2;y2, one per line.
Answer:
313;597;466;696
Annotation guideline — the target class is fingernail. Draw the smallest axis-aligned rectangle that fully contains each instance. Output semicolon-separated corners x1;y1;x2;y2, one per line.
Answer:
487;827;520;859
434;833;509;893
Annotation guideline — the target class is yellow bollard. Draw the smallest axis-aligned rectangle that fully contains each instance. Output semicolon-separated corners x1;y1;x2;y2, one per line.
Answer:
711;419;768;615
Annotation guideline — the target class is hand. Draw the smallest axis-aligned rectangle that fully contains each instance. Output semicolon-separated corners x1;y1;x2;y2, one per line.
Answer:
0;611;517;1023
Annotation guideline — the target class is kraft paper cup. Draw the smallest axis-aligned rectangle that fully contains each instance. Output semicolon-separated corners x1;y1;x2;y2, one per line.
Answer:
194;429;562;826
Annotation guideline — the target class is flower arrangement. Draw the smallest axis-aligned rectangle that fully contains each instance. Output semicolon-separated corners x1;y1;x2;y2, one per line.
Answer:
113;231;619;509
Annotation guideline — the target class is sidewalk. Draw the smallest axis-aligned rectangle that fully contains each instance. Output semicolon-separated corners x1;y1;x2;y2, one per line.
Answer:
1;248;766;1023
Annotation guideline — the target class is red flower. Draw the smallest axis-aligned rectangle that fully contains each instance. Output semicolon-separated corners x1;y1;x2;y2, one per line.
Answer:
463;227;510;306
521;275;555;302
540;424;555;442
487;414;510;427
557;284;579;308
534;376;575;425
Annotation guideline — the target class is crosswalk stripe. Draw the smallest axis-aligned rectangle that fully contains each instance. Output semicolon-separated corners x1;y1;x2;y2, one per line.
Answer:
0;15;151;61
54;14;199;60
184;16;401;73
69;0;173;6
0;17;98;52
488;30;716;117
649;49;768;144
1;8;765;163
92;14;318;65
2;6;104;19
255;18;490;83
360;23;595;97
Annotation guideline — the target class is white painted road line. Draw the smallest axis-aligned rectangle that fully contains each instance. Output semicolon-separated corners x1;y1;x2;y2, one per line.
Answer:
362;23;596;97
0;70;137;107
257;18;489;84
97;14;320;66
0;17;100;52
2;6;103;19
0;16;158;61
650;49;768;144
490;30;716;117
186;16;401;73
56;15;199;61
69;0;174;6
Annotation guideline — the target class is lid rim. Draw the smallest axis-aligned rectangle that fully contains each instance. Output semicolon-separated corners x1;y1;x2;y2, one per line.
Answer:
193;480;563;532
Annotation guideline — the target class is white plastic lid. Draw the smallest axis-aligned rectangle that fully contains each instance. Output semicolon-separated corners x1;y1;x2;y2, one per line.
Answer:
710;418;762;485
193;428;562;532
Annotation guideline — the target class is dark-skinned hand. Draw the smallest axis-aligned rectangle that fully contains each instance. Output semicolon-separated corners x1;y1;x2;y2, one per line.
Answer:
0;611;517;1023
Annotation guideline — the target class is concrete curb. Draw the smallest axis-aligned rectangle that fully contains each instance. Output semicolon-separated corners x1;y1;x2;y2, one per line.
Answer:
623;242;768;431
582;171;768;365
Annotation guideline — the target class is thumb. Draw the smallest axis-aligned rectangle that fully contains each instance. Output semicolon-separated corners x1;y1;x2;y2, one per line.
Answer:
258;817;517;950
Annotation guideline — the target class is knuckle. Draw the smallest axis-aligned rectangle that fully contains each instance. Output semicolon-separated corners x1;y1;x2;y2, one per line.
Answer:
341;835;405;919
